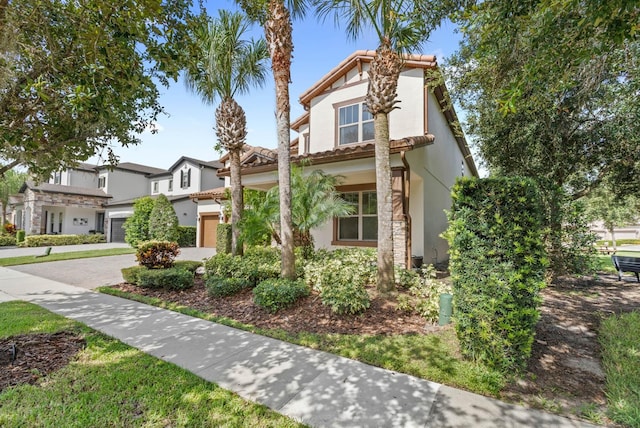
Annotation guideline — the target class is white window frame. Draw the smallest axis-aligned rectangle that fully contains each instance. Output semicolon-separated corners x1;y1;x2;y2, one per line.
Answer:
337;102;374;146
152;181;159;194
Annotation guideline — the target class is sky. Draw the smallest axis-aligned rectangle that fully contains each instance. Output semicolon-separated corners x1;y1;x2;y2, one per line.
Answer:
89;1;466;171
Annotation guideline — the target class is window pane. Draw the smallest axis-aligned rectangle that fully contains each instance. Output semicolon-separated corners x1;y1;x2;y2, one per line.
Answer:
362;121;374;141
339;105;359;125
362;104;373;121
341;192;359;207
338;217;359;240
339;124;358;145
362;216;378;240
362;191;377;214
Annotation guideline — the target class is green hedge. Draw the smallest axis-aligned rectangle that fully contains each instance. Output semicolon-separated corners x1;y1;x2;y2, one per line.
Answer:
444;177;548;372
16;230;25;244
216;223;232;254
137;267;194;290
173;260;202;273
0;235;16;246
22;234;106;247
121;266;145;284
596;239;640;246
253;278;309;313
177;226;196;247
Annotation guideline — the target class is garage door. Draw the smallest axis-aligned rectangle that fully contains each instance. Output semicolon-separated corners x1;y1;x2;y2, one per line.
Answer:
200;215;219;248
110;218;127;243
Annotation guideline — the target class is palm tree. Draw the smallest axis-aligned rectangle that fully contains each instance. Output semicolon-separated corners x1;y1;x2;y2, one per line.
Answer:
236;0;308;279
316;0;433;292
185;10;269;256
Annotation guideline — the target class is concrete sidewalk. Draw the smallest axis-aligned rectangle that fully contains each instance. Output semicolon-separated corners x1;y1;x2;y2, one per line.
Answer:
0;268;595;428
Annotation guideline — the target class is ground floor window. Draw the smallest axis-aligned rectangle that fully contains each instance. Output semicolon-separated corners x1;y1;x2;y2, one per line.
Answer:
335;190;377;244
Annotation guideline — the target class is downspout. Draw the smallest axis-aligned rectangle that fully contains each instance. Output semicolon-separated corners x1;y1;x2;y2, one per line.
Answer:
401;151;412;269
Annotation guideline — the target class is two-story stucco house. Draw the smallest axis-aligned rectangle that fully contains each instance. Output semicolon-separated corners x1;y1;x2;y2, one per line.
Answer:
12;156;224;243
193;50;478;267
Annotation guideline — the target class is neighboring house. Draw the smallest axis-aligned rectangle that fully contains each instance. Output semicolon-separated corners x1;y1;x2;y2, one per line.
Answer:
193;50;478;267
591;221;640;242
11;157;224;243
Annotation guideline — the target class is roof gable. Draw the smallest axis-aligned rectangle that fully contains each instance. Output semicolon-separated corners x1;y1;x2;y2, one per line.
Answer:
167;156;222;172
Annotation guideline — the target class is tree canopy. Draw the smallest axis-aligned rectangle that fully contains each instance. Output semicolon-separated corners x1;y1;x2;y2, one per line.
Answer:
0;0;200;178
447;0;640;199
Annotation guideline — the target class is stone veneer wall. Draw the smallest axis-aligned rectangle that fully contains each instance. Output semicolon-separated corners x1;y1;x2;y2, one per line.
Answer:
392;219;408;268
23;188;108;235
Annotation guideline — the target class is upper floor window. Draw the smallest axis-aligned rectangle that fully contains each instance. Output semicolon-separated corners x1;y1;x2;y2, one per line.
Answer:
152;181;159;194
336;190;377;242
98;177;106;188
168;179;173;192
53;172;62;184
180;168;191;189
338;103;374;145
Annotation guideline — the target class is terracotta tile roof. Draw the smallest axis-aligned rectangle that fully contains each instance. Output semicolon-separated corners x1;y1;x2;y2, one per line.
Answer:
189;186;228;201
217;135;435;176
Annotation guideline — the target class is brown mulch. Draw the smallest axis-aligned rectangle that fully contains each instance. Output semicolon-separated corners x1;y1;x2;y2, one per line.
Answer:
112;278;431;335
0;331;85;392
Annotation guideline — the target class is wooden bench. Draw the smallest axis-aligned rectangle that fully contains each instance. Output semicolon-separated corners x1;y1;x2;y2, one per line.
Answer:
611;255;640;282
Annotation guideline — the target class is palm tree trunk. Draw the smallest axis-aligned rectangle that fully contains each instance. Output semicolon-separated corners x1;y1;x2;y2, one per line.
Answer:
374;112;394;292
266;0;295;279
229;149;244;256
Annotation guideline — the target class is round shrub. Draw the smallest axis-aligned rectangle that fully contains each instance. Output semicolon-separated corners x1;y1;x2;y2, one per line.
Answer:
136;240;179;269
206;276;251;297
136;267;194;290
173;260;202;273
318;276;370;315
253;278;309;313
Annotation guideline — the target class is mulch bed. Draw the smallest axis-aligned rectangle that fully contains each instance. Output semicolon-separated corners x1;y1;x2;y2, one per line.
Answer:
0;332;85;392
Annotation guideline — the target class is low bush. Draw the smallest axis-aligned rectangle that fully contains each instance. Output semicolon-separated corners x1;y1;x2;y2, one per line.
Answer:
204;246;281;287
22;234;106;247
0;235;15;246
303;248;374;314
4;223;16;235
121;266;145;284
396;265;452;324
206;276;251;297
177;226;197;247
253;278;309;313
136;241;179;269
137;267;194;290
173;260;202;273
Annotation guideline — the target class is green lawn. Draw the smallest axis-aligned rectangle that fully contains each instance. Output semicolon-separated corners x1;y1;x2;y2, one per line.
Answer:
98;287;506;396
600;311;640;427
0;248;135;267
0;301;305;428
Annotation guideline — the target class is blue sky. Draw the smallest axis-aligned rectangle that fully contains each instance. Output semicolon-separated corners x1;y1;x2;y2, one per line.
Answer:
90;2;464;170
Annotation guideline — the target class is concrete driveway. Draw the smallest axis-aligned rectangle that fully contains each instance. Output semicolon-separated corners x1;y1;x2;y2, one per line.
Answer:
4;245;216;290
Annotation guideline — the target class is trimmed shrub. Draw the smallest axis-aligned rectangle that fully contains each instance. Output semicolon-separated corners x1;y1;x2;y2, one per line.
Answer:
0;235;15;246
216;223;232;254
173;260;202;273
3;223;16;235
253;278;309;313
206;276;251;297
204;246;281;287
137;267;194;290
177;226;196;247
22;234;106;247
121;266;145;284
16;230;25;244
444;177;548;372
136;241;180;269
124;196;154;247
149;194;180;242
318;276;370;315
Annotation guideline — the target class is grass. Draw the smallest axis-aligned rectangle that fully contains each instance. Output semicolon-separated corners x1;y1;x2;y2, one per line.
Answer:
600;311;640;428
0;301;305;428
0;248;135;267
596;251;640;274
98;287;507;396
